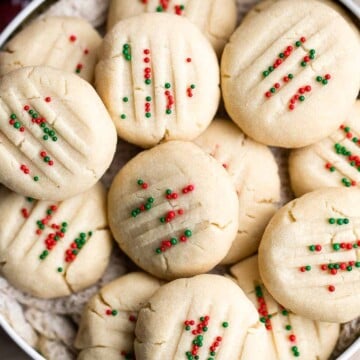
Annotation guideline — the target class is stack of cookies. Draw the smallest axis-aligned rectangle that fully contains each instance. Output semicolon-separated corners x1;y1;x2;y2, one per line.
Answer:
0;0;359;359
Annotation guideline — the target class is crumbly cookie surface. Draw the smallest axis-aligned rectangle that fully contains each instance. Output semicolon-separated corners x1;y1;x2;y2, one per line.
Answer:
195;118;280;263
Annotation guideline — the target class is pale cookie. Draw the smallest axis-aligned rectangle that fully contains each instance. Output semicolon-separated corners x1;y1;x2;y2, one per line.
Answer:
195;118;280;264
289;101;360;197
96;13;220;148
108;141;239;279
107;0;237;57
259;188;360;323
0;183;113;299
75;272;162;360
135;274;269;360
230;255;340;360
221;0;360;148
0;17;102;83
0;66;117;201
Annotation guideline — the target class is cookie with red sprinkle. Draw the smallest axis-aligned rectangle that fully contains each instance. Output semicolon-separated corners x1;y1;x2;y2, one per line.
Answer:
0;16;102;83
0;183;113;299
96;13;220;148
135;274;269;359
221;0;360;148
75;272;162;360
107;0;237;57
108;141;239;279
290;101;360;196
230;255;340;359
0;66;117;201
259;187;360;322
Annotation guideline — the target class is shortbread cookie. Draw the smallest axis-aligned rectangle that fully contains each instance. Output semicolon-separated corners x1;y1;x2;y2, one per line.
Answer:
0;183;113;299
108;141;239;279
221;0;360;148
135;274;268;359
195;118;280;263
259;188;360;323
0;17;102;83
230;255;340;359
0;66;117;201
75;272;162;360
96;13;220;148
107;0;237;57
289;101;360;197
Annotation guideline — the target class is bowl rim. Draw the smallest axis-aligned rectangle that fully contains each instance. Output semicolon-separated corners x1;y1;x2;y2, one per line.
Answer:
0;0;359;359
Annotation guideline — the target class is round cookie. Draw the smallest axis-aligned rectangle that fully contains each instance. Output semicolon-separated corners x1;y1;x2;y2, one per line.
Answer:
194;118;280;264
221;0;360;148
96;13;220;148
289;101;360;197
259;188;360;323
135;274;268;359
75;272;162;360
230;255;340;360
0;183;113;299
0;66;117;201
0;17;102;83
107;0;237;57
108;141;239;280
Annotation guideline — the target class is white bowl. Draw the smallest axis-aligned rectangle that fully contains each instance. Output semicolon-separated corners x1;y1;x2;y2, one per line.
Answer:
0;0;359;359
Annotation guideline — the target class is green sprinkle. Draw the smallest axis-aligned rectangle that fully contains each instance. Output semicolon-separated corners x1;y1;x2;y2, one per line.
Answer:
190;84;196;89
260;317;266;323
165;83;171;89
156;5;163;12
184;229;192;237
301;61;307;67
334;263;340;269
88;231;93;236
185;325;190;331
166;189;172;195
309;54;315;60
171;238;178;245
286;325;292;331
57;267;63;273
160;217;166;223
322;79;328;85
125;54;132;61
295;41;301;47
80;232;86;238
166;109;172;114
337;218;343;225
121;114;126;119
270;87;276;93
263;71;269;77
145;203;152;210
268;66;274;72
131;210;138;217
282;310;288;316
203;326;208;332
34;176;39;182
52;136;57;142
279;52;285;58
333;243;340;251
288;73;294;79
148;197;154;203
305;265;311;271
156;248;161;254
299;95;305;101
112;310;118;316
309;245;315;251
310;49;315;55
14;122;20;129
222;322;229;328
145;79;151;85
343;218;349;224
347;266;353;271
145;112;151;118
49;130;55;137
123;97;129;102
43;135;49;141
146;96;152;101
29;110;34;115
355;262;360;268
328;218;336;224
316;76;323;82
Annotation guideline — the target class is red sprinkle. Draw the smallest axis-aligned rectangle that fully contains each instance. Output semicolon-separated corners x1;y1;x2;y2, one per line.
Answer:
69;35;77;42
45;97;51;103
328;285;336;292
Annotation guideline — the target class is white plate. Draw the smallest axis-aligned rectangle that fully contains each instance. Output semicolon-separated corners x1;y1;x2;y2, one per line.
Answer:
0;0;359;359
